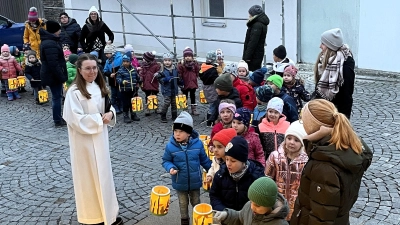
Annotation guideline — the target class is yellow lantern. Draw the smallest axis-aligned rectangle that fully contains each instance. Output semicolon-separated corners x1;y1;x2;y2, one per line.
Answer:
203;140;210;157
199;135;209;141
176;94;187;109
199;90;207;104
38;90;49;103
17;76;26;87
193;203;213;225
150;185;170;216
147;95;158;110
8;78;18;90
63;83;68;91
131;97;143;112
202;169;212;191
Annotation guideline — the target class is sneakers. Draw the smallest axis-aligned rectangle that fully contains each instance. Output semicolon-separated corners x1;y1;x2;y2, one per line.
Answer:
13;92;21;99
55;120;67;127
181;218;189;225
6;92;13;101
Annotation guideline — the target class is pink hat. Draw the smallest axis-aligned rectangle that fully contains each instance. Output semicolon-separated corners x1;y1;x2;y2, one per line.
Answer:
64;50;72;56
284;65;298;77
1;44;10;52
28;7;39;22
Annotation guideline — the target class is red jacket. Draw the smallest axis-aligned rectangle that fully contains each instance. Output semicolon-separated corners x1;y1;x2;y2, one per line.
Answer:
0;55;22;79
178;60;200;90
241;130;265;166
233;77;257;111
139;61;160;91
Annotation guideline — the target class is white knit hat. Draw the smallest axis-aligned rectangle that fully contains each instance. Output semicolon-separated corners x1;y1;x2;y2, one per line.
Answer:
321;28;344;51
124;44;134;53
285;120;307;147
104;44;115;54
88;6;99;16
267;97;284;114
237;60;248;72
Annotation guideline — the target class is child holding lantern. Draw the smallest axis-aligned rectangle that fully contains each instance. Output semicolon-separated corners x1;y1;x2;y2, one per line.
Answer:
162;111;212;225
0;44;23;101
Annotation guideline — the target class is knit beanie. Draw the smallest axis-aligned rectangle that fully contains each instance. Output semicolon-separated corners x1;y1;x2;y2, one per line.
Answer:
321;28;344;51
214;73;233;92
206;50;216;64
249;67;267;86
64;50;72;57
143;51;156;62
237;60;248;72
122;54;131;62
163;52;173;60
173;111;193;134
233;107;251;128
68;54;78;65
1;44;10;52
248;5;263;17
27;50;37;58
267;97;284;114
218;102;236;114
28;7;39;22
213;128;237;147
255;85;274;103
248;177;278;208
46;20;61;34
125;51;132;59
88;6;99;16
183;47;193;57
90;51;99;58
23;43;31;51
225;136;248;162
215;49;224;59
104;44;116;54
59;12;69;18
266;74;283;89
124;44;134;53
283;65;298;78
273;45;287;60
223;62;238;77
285;120;307;148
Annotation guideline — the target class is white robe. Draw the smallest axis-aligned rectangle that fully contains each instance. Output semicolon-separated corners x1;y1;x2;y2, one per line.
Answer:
63;82;118;225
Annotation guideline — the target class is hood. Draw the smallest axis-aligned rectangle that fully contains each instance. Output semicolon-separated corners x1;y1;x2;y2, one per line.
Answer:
61;18;78;27
39;28;60;41
260;115;288;130
304;136;372;174
253;193;289;222
248;13;270;27
25;58;41;67
169;130;200;147
219;159;264;176
66;61;76;68
222;87;240;99
200;63;213;72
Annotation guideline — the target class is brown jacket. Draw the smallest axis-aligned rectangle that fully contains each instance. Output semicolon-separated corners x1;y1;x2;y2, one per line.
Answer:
265;146;308;220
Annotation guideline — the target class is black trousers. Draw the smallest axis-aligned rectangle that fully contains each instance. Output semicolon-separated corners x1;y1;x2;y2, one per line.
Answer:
121;89;138;112
182;88;196;105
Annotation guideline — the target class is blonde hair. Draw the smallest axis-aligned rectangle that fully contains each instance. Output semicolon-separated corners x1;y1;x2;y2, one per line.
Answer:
307;99;362;154
313;49;337;84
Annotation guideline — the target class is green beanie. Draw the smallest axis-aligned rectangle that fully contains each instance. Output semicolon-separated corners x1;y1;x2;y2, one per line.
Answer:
248;177;278;208
266;74;283;89
214;73;233;92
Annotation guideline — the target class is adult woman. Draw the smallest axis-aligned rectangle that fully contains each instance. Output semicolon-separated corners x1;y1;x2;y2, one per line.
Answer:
63;54;122;225
59;12;82;53
23;7;46;59
312;28;355;119
242;5;269;71
79;6;114;63
290;99;373;225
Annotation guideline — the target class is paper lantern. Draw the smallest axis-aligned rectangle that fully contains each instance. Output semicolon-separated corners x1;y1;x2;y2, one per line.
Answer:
17;76;26;87
8;78;18;90
193;203;213;225
202;170;211;191
38;90;49;103
150;185;170;216
131;97;143;112
176;94;187;109
147;95;158;110
199;90;207;104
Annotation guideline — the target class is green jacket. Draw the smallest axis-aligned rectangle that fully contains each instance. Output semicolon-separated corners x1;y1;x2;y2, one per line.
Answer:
224;194;289;225
290;136;373;225
66;61;76;87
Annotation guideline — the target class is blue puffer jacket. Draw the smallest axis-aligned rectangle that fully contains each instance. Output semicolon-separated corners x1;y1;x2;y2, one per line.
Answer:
158;65;180;97
103;51;123;87
162;130;212;191
209;160;265;211
116;65;139;92
275;91;299;123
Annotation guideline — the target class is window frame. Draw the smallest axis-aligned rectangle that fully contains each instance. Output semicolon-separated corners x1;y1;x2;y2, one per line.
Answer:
201;0;226;28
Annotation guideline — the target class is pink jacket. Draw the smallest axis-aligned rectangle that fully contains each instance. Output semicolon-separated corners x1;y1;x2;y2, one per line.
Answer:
131;57;139;68
0;55;22;79
241;130;265;166
258;115;290;158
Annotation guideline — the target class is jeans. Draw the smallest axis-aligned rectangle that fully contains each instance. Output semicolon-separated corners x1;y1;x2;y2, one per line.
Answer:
182;88;196;105
161;96;177;114
110;86;122;109
32;87;39;99
49;84;63;123
208;101;217;115
176;189;200;219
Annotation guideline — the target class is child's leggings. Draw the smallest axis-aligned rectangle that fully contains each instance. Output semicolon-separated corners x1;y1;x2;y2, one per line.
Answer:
176;189;200;219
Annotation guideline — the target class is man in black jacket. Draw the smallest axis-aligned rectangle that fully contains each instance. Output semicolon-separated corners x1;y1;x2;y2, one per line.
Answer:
242;5;270;71
40;20;68;127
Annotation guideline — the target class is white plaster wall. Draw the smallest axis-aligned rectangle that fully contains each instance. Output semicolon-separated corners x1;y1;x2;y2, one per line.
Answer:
358;0;400;72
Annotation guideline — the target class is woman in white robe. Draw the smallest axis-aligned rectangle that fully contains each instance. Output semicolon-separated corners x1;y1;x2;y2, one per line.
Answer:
63;53;123;225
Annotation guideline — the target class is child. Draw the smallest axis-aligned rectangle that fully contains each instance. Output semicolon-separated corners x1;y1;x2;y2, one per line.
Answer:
10;46;27;93
64;49;72;61
215;48;225;75
0;44;23;101
252;85;274;128
258;97;290;159
103;44;123;114
281;65;310;113
157;52;180;123
208;73;243;124
24;50;42;104
237;60;249;81
62;43;70;52
266;75;298;123
66;54;78;88
199;50;219;126
162;111;212;225
210;136;265;211
265;121;309;222
248;67;267;89
124;44;140;68
205;128;237;184
232;107;265;166
271;45;295;76
209;99;237;148
139;51;161;116
178;47;200;115
213;177;289;225
116;55;141;123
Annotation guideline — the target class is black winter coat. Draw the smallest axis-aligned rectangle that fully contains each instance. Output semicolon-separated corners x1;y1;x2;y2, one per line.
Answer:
79;18;114;53
282;79;311;112
291;136;373;225
275;91;299;123
24;60;42;88
39;29;68;86
209;87;243;122
242;13;270;71
60;18;82;53
210;160;265;211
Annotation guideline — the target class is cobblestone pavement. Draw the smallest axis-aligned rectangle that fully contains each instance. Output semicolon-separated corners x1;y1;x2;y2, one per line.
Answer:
0;73;399;225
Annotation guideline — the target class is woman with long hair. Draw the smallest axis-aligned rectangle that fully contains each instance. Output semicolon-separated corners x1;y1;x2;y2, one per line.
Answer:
290;99;373;225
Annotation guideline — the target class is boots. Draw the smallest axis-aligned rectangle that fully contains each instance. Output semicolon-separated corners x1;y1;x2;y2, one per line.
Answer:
145;108;151;117
6;92;13;101
171;111;178;120
161;113;167;123
1;90;6;97
130;109;140;121
191;104;199;116
13;91;21;99
123;112;131;123
181;218;189;225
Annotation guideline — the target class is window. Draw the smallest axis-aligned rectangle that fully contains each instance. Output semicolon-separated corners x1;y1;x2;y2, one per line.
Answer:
201;0;226;27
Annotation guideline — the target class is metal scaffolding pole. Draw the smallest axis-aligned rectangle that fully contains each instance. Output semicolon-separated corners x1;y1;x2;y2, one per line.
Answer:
120;3;126;46
190;0;197;56
97;0;102;18
170;0;177;60
281;0;285;46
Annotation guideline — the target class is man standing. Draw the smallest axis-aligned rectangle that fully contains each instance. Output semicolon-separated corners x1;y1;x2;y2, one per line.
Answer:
242;5;270;71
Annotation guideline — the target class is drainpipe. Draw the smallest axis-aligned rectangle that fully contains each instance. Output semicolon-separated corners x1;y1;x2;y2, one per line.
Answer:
190;0;197;57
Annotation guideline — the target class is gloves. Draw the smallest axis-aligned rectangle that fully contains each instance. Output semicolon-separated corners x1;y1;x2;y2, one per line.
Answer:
213;211;227;222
